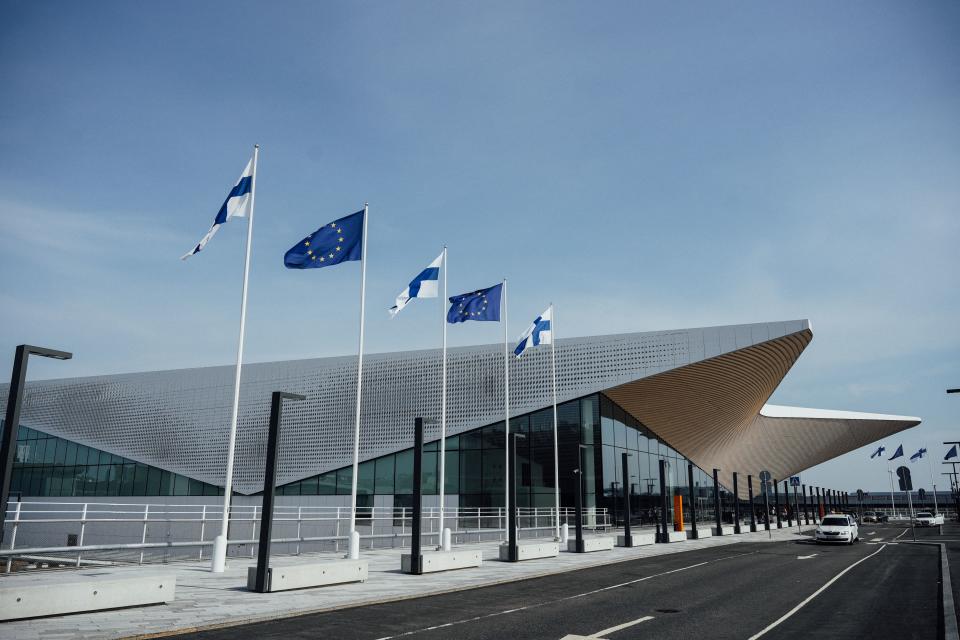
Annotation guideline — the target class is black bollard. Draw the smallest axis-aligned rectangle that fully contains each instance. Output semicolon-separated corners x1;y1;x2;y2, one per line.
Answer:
802;484;810;524
658;459;669;542
407;417;425;574
687;463;698;539
733;472;742;534
621;452;633;547
774;480;782;529
713;469;723;536
748;475;757;532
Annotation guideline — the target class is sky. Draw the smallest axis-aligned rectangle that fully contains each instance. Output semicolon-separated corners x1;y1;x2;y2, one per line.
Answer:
1;1;958;494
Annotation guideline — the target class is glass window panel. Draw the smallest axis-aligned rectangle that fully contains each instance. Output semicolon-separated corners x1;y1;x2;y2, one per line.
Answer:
600;396;615;446
423;451;438;495
424;439;438;452
375;456;395;494
482;422;505;450
530;446;555;492
317;471;336;495
460;428;483;450
188;479;205;496
336;466;353;495
460;449;482;494
203;482;219;496
173;474;189;496
443;449;459;495
146;466;162;496
159;470;173;496
482;449;504;495
357;461;375;495
394;449;414;495
106;464;121;495
133;464;149;495
579;395;599;445
614;406;627;449
52;439;67;465
30;439;46;464
300;475;319;495
602;446;617;499
445;435;459;451
119;464;135;496
10;468;22;493
530;409;553;449
95;465;110;496
64;441;78;466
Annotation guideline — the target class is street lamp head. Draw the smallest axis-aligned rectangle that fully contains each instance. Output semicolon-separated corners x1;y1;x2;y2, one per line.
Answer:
23;345;72;360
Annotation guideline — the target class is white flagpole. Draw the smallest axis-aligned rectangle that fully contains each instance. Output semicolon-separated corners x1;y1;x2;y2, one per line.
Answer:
550;303;560;541
211;144;258;574
348;203;369;560
438;246;449;549
926;447;939;514
503;279;510;524
887;459;896;517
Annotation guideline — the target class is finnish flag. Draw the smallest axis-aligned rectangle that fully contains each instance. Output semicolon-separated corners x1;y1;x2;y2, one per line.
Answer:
515;306;552;358
389;252;442;317
182;155;254;259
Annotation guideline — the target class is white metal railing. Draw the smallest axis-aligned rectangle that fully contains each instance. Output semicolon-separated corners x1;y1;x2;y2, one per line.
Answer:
0;501;611;572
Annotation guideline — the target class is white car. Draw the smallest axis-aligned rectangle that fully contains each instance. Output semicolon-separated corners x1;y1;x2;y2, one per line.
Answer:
815;514;859;544
912;512;944;527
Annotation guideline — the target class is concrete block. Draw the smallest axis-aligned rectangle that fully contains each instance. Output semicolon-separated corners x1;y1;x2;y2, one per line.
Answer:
498;541;560;561
567;536;615;553
713;525;735;536
618;532;656;547
246;559;367;592
689;527;712;539
401;549;482;574
0;571;175;621
657;530;687;543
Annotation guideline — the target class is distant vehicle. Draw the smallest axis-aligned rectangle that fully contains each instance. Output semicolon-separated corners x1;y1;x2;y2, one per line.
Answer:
815;514;859;544
862;511;878;523
912;512;944;527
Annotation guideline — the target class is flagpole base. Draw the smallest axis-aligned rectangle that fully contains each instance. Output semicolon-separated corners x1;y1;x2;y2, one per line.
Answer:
346;530;360;560
441;528;452;551
560;522;569;544
211;535;227;573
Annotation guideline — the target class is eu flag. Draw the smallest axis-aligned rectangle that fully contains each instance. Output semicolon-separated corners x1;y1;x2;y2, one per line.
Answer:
284;210;364;269
447;283;502;323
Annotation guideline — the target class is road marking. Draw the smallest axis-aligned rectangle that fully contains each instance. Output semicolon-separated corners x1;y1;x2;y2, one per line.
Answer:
560;615;656;639
746;544;888;640
796;554;817;560
373;552;756;639
866;531;876;535
870;537;884;542
894;528;909;540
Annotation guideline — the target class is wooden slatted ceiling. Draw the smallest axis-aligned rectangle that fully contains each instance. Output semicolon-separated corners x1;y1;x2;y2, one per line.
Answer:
604;329;919;498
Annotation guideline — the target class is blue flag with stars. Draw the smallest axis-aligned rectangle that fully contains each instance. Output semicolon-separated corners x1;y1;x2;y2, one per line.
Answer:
447;283;502;323
284;210;364;269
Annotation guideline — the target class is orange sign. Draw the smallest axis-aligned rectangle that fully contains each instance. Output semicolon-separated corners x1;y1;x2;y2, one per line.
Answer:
673;495;684;531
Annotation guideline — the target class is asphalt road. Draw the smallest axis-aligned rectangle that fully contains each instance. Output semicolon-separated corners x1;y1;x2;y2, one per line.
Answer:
185;523;951;640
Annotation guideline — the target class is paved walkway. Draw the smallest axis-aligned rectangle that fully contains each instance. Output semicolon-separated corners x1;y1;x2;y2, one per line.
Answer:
0;524;815;640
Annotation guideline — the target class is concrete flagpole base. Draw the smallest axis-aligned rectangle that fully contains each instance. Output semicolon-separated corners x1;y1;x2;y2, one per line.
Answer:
210;535;227;573
442;528;452;551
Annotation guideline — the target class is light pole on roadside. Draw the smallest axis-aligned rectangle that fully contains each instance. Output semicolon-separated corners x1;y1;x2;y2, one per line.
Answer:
1;345;72;546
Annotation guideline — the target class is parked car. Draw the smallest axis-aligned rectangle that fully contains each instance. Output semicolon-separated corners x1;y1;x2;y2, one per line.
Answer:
912;512;944;527
815;514;859;544
862;511;878;523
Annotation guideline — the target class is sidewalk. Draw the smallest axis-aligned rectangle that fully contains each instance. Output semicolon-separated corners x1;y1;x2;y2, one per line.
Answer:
0;524;815;640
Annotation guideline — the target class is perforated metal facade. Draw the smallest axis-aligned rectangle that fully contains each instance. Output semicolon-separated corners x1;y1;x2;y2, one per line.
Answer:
0;319;919;496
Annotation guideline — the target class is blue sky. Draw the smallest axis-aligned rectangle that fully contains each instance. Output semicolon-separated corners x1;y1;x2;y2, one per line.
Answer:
1;1;958;493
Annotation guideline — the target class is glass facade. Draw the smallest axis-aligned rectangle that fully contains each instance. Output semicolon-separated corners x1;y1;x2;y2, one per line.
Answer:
9;425;222;497
277;393;721;523
9;393;724;515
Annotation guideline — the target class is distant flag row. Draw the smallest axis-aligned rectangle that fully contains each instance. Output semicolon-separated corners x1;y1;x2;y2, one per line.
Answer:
184;151;556;355
871;443;957;461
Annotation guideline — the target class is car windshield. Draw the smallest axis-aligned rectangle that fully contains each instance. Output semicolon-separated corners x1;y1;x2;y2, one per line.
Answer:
821;517;849;526
916;513;932;518
864;511;875;515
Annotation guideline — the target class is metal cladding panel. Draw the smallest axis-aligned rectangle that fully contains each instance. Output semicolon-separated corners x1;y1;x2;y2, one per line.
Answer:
0;321;811;494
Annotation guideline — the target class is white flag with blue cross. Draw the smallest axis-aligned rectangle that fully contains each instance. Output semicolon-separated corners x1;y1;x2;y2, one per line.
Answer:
514;306;552;358
389;252;443;317
181;155;254;259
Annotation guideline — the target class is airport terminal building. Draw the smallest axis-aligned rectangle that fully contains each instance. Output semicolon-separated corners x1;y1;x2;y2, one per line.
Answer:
1;320;921;517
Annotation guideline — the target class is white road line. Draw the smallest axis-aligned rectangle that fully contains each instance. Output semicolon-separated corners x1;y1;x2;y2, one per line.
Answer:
894;528;909;540
746;544;888;640
869;537;884;542
584;615;656;638
373;551;756;640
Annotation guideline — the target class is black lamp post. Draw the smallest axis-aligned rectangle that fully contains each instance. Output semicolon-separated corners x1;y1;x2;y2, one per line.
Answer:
572;444;589;553
252;391;305;592
1;345;72;545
